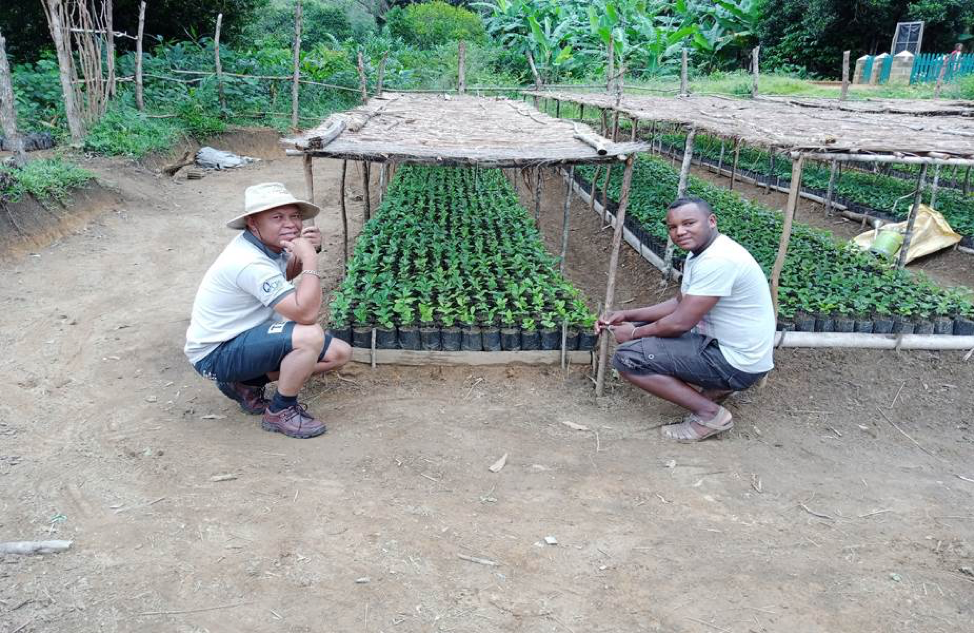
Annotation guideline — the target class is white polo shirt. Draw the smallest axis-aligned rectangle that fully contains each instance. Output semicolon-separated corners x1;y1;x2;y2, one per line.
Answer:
184;231;295;364
680;234;775;374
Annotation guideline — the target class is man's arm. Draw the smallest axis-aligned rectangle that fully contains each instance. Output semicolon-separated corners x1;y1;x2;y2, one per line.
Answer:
274;237;322;325
613;294;718;343
596;295;681;334
286;226;321;281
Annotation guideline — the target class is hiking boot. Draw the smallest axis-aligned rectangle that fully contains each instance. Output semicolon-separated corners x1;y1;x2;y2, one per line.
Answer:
216;381;268;415
261;403;326;439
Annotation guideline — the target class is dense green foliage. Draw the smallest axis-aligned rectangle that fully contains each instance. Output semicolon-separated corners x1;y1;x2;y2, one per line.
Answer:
243;0;355;48
386;1;485;48
0;158;95;203
330;166;596;335
579;155;973;324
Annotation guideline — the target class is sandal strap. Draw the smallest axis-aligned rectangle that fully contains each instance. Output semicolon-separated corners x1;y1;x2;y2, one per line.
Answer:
689;407;732;430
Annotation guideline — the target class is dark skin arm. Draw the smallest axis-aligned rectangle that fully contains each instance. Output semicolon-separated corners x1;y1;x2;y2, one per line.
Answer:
603;293;720;344
285;226;322;280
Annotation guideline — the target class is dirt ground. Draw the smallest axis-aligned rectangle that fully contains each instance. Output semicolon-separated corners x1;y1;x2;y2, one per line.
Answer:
2;132;973;633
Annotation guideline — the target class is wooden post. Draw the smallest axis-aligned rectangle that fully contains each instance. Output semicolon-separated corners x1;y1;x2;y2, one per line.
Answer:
340;160;349;268
534;166;543;227
556;99;561;118
378;163;388;203
214;13;225;111
680;48;689;95
357;50;368;104
766;151;774;193
600;164;613;216
934;55;949;99
588;166;601;213
559;166;575;274
840;51;850;100
751;46;760;98
302;154;316;227
291;1;302;128
134;1;145;111
42;0;84;142
0;31;25;163
376;51;387;97
595;156;635;397
730;138;741;189
661;127;696;283
770;156;805;317
824;159;838;216
606;37;615;92
457;40;466;94
526;50;542;107
630;117;637;142
898;165;928;269
104;0;115;97
964;165;971;195
717;140;725;174
362;161;372;221
929;164;941;209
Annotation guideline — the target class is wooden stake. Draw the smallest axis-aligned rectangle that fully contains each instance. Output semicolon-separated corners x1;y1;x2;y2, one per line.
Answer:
606;38;614;92
376;51;387;97
661;127;696;284
134;1;145;111
559;166;575;274
964;166;971;195
534;166;543;226
630;117;638;142
824;159;838;216
934;55;949;99
291;1;302;128
302;154;314;226
840;51;850;100
770;156;805;317
457;40;466;94
378;162;388;203
357;50;368;104
766;151;774;193
588;166;601;213
898;165;928;269
730;138;741;189
526;50;542;107
930;164;941;210
0;30;26;163
362;161;372;221
214;13;225;111
340;160;348;268
105;0;115;97
42;0;84;142
751;46;760;98
680;48;689;95
717;140;725;174
595;156;636;397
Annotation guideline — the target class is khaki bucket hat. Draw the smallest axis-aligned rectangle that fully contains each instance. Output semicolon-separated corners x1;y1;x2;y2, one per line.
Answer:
226;182;320;229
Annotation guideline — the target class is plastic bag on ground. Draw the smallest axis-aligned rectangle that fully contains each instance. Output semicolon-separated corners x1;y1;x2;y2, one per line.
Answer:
195;147;258;170
852;205;962;264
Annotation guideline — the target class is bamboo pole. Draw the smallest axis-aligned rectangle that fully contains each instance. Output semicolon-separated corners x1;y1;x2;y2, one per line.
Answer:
340;160;349;268
214;13;225;111
824;159;838;216
840;51;850;100
291;1;302;128
376;51;387;97
134;1;145;111
751;46;760;98
357;50;368;104
898;165;928;269
595;156;636;397
559;166;575;274
770;156;805;317
680;48;689;95
362;161;372;221
105;0;115;97
42;0;84;142
661;127;696;284
0;30;26;163
534;166;543;227
929;164;941;209
457;40;466;94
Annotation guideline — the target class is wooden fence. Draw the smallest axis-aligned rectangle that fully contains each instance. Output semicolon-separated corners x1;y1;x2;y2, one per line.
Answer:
911;53;974;84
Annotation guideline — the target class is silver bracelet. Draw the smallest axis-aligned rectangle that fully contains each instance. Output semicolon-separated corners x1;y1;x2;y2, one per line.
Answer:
300;269;321;278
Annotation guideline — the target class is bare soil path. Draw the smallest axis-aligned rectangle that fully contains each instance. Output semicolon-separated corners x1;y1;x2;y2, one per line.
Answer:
1;135;973;633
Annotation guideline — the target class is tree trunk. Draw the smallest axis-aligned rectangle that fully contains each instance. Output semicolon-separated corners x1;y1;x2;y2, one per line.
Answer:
42;0;84;142
105;0;115;97
214;14;225;111
0;31;26;163
134;1;145;111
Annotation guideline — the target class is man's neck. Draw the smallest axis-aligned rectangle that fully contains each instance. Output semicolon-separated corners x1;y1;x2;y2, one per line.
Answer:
692;231;720;257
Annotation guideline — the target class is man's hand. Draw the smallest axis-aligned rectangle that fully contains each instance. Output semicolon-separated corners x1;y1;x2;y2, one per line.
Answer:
611;322;638;344
595;310;627;335
280;236;317;268
301;226;322;251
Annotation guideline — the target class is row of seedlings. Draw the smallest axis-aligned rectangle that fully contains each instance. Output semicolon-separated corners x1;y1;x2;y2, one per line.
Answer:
576;155;974;335
329;165;599;352
654;132;974;245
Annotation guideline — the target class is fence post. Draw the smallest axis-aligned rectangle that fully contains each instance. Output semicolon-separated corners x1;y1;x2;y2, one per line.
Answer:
134;1;145;111
840;50;850;99
607;37;614;92
291;1;302;128
105;0;116;97
898;165;928;268
457;40;466;94
41;0;84;142
357;50;368;104
751;46;760;98
934;55;949;98
0;30;26;164
376;51;387;97
680;48;689;96
214;13;225;111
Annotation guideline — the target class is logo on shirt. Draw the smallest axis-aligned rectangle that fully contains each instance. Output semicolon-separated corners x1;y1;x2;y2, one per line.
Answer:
262;279;283;294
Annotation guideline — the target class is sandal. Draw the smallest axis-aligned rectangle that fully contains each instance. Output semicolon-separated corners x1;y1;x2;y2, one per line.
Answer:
662;406;734;443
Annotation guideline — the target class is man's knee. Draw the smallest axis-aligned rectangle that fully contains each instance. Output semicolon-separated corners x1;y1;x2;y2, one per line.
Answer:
325;337;352;366
292;323;325;351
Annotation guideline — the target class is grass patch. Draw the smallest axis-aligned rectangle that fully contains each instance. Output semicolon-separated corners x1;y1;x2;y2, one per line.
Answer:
84;106;185;157
0;158;95;203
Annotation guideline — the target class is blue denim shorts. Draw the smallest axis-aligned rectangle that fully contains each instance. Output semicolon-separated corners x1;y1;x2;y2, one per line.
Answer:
611;332;766;391
194;320;332;383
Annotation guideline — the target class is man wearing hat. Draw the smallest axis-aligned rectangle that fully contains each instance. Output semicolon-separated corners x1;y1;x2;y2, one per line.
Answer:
185;182;351;439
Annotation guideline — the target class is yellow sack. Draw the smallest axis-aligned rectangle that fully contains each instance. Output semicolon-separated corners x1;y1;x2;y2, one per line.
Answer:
853;205;961;265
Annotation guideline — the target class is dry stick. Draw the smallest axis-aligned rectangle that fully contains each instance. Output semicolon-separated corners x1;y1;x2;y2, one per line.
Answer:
339;159;349;268
588;166;601;213
824;159;838;216
0;540;72;555
356;50;368;104
362;161;372;221
137;602;250;617
730;138;741;190
526;50;542;107
606;37;614;92
964;166;971;195
457;40;466;94
798;502;835;521
840;51;851;100
934;54;950;99
770;156;805;318
685;616;733;633
376;51;387;97
897;165;928;269
876;407;937;459
751;45;760;98
290;0;302;129
104;0;115;97
661;127;696;285
930;164;941;210
595;156;636;397
717;139;725;174
457;554;498;566
561;319;568;371
630;116;638;142
534;166;543;227
0;30;26;162
680;48;689;95
214;13;225;111
559;166;575;273
134;1;145;111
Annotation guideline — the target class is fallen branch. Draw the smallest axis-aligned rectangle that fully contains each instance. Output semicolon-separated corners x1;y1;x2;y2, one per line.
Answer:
876;407;937;459
137;602;251;616
160;150;194;177
458;553;499;566
0;540;73;555
798;502;835;521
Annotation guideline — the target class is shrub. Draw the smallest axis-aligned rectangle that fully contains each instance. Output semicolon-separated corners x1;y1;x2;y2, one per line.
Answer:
386;1;485;49
0;158;94;203
83;106;183;157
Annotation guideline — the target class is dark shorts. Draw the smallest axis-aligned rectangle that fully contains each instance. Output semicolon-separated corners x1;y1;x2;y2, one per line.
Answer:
194;320;332;383
611;332;767;391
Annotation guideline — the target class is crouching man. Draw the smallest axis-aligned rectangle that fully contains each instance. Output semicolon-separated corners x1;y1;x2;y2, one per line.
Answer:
185;182;351;439
596;197;775;442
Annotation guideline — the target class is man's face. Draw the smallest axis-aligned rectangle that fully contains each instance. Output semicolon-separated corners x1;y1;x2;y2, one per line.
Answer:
666;203;716;252
246;204;303;252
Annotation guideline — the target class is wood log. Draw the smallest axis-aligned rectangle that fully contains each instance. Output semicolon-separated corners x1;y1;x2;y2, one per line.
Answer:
680;48;689;95
42;0;84;142
160;150;194;177
0;540;73;555
573;131;608;155
105;0;115;97
357;50;368;104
